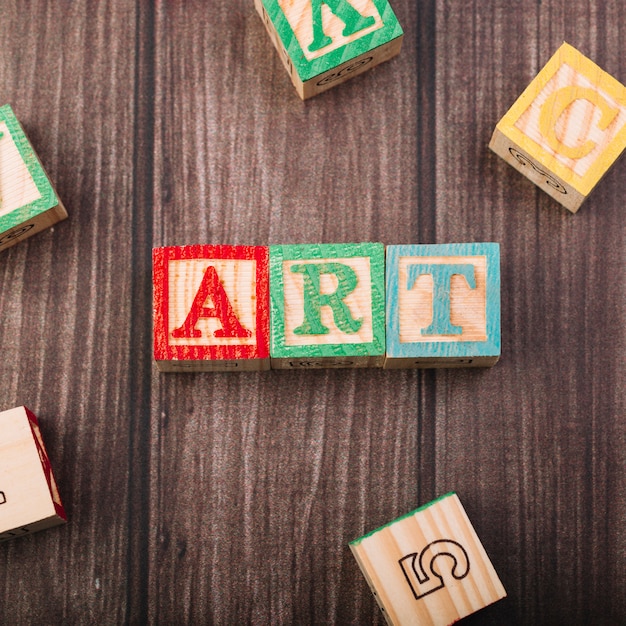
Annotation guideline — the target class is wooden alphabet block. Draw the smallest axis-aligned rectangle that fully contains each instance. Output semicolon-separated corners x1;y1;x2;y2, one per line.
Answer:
489;42;626;213
0;406;66;542
153;245;270;372
350;493;506;625
255;0;403;99
0;104;67;251
269;243;385;368
384;243;500;369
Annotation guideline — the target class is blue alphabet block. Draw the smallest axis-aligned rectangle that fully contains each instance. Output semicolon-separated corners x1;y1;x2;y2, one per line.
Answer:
384;243;500;368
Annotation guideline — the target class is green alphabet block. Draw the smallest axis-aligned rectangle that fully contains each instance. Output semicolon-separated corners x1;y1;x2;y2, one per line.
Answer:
270;243;385;368
255;0;403;99
0;105;67;252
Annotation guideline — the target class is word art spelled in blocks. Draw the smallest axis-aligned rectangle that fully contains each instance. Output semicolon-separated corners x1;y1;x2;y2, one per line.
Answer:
385;243;500;368
255;0;403;99
350;492;506;626
153;245;270;372
270;243;385;368
0;104;67;251
490;42;626;212
0;406;66;542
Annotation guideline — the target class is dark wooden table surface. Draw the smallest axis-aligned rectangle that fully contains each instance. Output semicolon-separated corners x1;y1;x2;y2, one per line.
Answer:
0;1;624;624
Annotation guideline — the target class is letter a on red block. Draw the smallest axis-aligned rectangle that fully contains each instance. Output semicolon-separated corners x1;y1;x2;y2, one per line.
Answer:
171;265;252;339
152;245;270;368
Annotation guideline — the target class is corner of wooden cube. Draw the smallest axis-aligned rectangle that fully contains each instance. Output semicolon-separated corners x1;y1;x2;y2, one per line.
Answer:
489;42;626;213
384;243;500;369
350;492;506;625
255;0;403;99
0;406;66;541
0;104;67;251
269;242;385;369
153;245;271;372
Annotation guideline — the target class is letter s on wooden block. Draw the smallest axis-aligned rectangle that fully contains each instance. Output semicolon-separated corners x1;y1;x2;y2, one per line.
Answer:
152;245;270;372
0;406;66;542
384;243;500;369
349;492;506;626
489;42;626;213
254;0;403;99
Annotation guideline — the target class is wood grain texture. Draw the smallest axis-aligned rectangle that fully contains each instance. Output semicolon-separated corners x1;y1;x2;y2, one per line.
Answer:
0;0;623;624
350;492;506;625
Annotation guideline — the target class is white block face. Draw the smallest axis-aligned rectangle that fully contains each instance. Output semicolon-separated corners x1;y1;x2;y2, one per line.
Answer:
167;259;258;347
514;63;626;178
277;0;383;61
281;256;374;346
0;407;57;533
397;255;487;343
0;122;42;218
350;493;506;625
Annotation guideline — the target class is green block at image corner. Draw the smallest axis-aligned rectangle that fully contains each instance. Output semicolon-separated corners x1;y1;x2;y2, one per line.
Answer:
269;243;386;359
0;104;59;236
260;0;403;82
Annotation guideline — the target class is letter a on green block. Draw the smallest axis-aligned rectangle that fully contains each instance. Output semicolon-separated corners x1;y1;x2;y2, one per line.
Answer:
308;0;376;52
291;262;363;335
407;264;476;336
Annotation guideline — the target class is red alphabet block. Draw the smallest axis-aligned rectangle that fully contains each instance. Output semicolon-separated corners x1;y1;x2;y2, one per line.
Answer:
0;406;66;541
153;245;270;371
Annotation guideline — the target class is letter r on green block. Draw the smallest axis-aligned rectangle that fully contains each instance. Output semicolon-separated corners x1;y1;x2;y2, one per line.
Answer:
407;264;476;336
308;0;376;52
291;262;363;335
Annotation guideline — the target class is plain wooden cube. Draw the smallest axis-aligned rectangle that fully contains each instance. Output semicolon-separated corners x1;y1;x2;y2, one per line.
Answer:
489;42;626;213
0;406;66;542
269;243;385;369
255;0;403;99
153;245;271;372
384;243;500;369
350;493;506;626
0;104;67;252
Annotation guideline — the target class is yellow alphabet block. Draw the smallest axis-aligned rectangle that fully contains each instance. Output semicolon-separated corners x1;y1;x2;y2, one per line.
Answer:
489;42;626;213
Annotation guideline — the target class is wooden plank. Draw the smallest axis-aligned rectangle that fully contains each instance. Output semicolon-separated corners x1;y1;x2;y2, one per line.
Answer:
0;1;141;623
149;1;420;623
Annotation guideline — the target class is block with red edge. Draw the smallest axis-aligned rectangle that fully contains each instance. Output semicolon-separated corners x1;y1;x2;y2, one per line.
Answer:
153;245;270;372
349;493;506;625
0;406;66;542
489;42;626;213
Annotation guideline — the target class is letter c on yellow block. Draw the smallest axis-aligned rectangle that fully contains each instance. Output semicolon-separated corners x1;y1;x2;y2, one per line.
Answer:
539;86;619;159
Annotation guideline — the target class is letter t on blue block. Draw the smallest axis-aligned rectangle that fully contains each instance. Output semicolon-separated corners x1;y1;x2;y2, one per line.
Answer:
384;243;501;368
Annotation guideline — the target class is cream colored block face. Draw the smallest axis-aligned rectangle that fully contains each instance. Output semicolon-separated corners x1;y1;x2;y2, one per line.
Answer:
167;259;258;347
350;493;506;625
398;256;487;343
0;122;42;217
282;257;373;346
278;0;383;61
